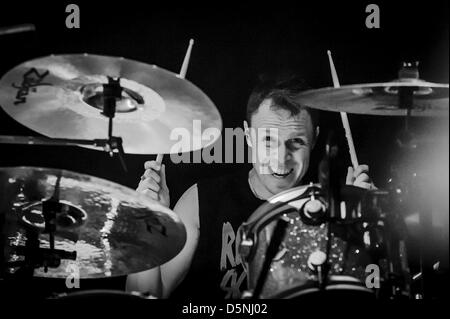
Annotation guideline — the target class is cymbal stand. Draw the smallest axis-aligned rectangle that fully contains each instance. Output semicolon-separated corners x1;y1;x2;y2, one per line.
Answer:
0;77;129;172
5;173;76;279
391;62;433;299
100;76;128;172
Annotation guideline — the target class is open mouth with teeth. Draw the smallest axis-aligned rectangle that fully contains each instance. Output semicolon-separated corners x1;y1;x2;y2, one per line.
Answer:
271;168;294;178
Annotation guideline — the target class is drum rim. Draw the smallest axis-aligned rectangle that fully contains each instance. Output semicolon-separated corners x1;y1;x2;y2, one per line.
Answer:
238;184;322;263
240;184;321;234
261;278;374;299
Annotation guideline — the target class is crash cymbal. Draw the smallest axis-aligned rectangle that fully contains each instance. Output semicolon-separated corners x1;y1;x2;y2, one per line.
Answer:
295;79;449;116
0;54;222;154
0;167;186;278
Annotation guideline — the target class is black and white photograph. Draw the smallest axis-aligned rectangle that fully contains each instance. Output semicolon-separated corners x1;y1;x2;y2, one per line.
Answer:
0;0;448;309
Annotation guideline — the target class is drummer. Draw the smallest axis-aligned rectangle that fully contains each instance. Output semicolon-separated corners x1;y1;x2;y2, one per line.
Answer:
126;74;372;299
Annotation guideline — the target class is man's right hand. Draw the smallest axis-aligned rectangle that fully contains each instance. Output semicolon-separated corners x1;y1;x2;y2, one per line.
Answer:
136;160;170;208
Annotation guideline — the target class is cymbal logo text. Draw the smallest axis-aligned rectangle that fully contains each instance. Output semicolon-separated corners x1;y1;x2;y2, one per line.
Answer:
12;68;52;105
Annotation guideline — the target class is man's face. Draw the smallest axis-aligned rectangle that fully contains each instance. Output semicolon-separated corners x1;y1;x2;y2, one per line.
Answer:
247;98;316;194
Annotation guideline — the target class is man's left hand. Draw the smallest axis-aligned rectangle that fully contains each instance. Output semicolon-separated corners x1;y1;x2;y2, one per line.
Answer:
346;164;375;190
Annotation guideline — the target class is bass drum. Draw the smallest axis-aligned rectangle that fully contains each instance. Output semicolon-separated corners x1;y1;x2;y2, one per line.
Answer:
238;184;410;299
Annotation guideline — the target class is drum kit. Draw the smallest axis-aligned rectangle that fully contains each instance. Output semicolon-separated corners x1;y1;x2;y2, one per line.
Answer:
0;37;448;300
238;58;449;300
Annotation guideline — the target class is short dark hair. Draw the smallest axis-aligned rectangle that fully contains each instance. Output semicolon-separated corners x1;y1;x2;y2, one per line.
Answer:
246;73;319;128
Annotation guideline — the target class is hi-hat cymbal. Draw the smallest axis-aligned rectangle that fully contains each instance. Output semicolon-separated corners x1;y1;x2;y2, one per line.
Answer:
295;79;449;116
0;54;222;154
0;167;186;278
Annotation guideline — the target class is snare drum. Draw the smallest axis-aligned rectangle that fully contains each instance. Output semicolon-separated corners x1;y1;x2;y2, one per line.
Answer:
238;184;410;299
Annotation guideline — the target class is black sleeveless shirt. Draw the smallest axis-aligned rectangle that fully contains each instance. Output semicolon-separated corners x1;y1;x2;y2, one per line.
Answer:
170;169;265;300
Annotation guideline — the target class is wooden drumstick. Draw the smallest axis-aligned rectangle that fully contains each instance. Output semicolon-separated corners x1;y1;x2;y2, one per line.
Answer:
155;153;164;168
327;50;359;169
140;153;164;181
151;39;192;177
179;39;194;79
143;40;192;188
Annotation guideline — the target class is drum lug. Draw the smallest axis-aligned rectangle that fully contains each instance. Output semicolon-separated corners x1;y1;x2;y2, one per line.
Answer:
307;250;327;272
299;189;327;225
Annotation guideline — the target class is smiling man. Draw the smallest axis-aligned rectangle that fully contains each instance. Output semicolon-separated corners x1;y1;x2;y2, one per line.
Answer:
126;75;371;299
244;85;319;199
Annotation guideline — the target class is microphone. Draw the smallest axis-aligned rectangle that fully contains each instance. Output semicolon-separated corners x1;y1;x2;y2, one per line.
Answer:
0;24;36;36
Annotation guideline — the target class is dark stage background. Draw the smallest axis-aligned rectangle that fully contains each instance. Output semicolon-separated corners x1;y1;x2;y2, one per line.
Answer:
0;1;448;296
